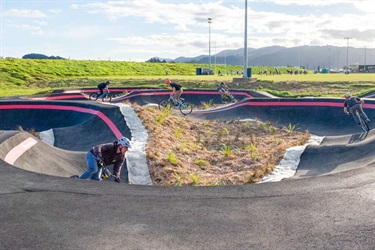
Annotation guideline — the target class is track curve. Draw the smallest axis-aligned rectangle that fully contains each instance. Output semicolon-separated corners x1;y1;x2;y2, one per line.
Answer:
1;89;375;250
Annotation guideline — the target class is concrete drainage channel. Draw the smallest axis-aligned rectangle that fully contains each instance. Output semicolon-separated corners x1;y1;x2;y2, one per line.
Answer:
111;103;152;185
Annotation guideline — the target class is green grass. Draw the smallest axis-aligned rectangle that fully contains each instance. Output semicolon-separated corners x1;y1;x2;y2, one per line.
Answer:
256;73;375;82
167;152;178;165
0;58;374;98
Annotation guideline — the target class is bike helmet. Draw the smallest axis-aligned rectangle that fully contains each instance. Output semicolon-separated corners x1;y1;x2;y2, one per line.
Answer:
344;93;351;98
106;80;110;84
117;137;131;148
220;82;225;85
166;79;171;86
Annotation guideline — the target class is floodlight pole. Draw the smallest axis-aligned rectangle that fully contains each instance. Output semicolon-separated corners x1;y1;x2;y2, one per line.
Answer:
364;46;367;72
243;0;248;78
344;37;352;70
208;18;212;72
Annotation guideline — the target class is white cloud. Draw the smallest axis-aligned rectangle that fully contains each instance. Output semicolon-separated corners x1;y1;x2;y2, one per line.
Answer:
78;0;374;59
5;9;47;18
48;9;62;14
8;24;43;35
352;1;375;13
34;21;48;26
261;0;371;6
2;0;374;60
262;0;375;14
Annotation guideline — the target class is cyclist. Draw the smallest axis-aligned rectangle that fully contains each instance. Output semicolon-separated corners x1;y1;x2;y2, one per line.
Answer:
166;79;183;105
79;137;131;183
217;81;234;103
97;80;110;98
217;81;230;96
343;93;370;126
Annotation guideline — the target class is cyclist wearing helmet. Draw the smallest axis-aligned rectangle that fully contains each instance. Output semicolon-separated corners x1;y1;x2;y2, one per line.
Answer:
166;79;182;105
217;81;229;95
79;136;131;183
343;93;370;126
97;80;110;98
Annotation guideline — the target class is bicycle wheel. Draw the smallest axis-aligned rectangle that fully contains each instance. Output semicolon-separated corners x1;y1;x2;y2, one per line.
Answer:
221;94;230;103
179;101;193;115
159;100;171;111
89;92;98;101
229;94;236;102
359;117;370;132
101;167;113;179
102;94;112;102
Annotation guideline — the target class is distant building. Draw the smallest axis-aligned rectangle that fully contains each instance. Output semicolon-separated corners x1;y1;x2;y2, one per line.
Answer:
351;65;375;73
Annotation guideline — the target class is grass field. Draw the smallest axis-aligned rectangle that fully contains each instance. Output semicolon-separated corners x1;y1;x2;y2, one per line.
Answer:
0;58;374;97
255;73;375;82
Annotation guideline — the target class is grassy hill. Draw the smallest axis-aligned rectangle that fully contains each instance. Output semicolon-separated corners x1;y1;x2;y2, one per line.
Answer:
0;58;244;85
0;58;374;97
0;58;291;96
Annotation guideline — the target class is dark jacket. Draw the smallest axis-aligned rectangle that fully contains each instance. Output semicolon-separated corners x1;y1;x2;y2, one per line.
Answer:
344;97;361;108
90;142;126;178
98;82;109;89
170;82;181;91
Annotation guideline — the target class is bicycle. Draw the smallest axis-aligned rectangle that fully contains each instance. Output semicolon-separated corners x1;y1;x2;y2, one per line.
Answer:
89;91;112;102
101;164;114;180
159;94;193;115
220;90;236;104
69;163;114;180
352;109;370;132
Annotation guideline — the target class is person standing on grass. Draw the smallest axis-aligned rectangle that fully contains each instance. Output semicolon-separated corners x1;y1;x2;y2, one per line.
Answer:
166;79;183;105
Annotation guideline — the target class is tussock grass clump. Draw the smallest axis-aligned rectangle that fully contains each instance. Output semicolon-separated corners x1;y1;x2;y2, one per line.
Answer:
17;126;40;139
133;103;310;186
201;99;214;109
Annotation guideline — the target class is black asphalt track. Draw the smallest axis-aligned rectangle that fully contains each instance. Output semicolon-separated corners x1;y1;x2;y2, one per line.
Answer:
190;97;375;136
1;89;375;250
0;99;131;151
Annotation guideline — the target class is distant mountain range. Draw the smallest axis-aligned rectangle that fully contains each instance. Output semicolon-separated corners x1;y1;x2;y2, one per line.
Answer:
155;45;375;70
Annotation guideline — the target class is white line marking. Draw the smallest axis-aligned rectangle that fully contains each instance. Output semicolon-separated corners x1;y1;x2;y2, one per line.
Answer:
4;138;38;165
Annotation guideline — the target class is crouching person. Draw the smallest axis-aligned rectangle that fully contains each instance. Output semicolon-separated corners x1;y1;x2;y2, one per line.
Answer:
79;137;131;183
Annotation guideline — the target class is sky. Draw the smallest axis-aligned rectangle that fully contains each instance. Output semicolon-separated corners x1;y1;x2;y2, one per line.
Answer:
1;0;374;61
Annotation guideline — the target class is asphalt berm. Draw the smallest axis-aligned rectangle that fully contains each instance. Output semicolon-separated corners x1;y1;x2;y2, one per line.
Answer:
0;89;374;250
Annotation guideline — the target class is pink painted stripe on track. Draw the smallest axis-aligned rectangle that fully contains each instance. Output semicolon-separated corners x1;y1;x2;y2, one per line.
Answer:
194;101;375;114
34;90;254;100
116;91;253;101
0;104;123;138
4;137;38;164
45;95;84;100
132;90;253;97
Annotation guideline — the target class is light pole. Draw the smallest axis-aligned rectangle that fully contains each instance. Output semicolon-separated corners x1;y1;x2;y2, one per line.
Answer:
344;37;352;71
208;18;212;72
243;0;248;78
328;48;331;69
224;41;227;75
364;46;367;72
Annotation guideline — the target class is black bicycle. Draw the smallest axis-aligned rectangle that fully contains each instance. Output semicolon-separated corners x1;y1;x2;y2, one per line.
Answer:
159;94;193;115
220;90;236;104
69;164;114;180
89;91;112;102
101;165;114;180
353;109;370;132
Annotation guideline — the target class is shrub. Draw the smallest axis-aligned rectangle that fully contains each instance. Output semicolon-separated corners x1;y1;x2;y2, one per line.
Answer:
167;152;178;165
194;159;210;166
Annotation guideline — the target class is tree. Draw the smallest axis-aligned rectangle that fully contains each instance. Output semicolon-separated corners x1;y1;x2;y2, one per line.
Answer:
22;53;65;59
